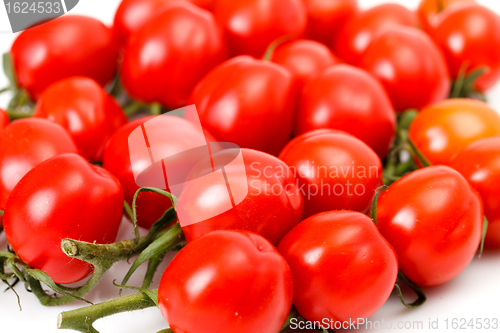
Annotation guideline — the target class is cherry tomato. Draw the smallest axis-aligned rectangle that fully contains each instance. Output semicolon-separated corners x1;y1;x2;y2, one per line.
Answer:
270;39;339;91
360;26;450;112
33;76;127;162
417;0;475;32
120;2;227;109
0;118;78;226
377;166;483;287
112;0;214;48
159;230;293;333
296;64;396;158
333;4;418;65
277;210;398;323
0;109;9;130
301;0;357;46
103;115;217;229
189;56;296;156
177;148;304;245
11;15;118;101
3;153;124;284
278;129;382;219
431;4;500;92
409;99;500;166
212;0;307;57
451;137;500;248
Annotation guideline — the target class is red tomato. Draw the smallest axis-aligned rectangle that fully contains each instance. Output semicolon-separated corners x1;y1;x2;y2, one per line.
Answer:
409;99;500;166
0;109;9;130
431;4;500;92
301;0;358;46
360;26;450;112
3;154;124;284
11;15;118;101
120;1;227;109
212;0;307;57
377;166;483;287
112;0;214;48
417;0;475;32
177;148;304;245
0;118;78;226
277;210;398;323
296;64;396;158
189;56;296;156
159;230;293;333
278;129;382;219
34;77;127;162
451;137;500;248
270;39;339;91
103;115;217;229
333;4;418;65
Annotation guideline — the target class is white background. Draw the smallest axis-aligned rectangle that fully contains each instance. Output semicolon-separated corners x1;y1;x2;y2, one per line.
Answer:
1;0;500;332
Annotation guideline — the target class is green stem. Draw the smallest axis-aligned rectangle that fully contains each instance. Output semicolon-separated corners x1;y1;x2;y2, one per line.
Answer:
142;252;167;289
369;186;389;225
262;35;294;61
6;106;34;120
451;63;467;99
149;102;162;116
131;187;178;244
123;102;147;116
120;223;184;291
280;307;299;331
123;201;133;221
20;238;141;306
0;86;10;94
478;216;489;258
57;290;158;333
437;0;444;12
394;271;426;308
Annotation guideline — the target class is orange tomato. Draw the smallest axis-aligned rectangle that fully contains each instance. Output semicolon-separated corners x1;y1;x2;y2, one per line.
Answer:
417;0;475;31
409;99;500;166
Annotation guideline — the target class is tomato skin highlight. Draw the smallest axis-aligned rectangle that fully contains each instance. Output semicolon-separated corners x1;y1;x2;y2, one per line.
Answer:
212;0;307;57
360;26;450;112
3;153;124;284
270;39;340;91
279;129;382;219
277;210;398;323
0;109;9;130
451;137;500;248
103;115;217;229
417;0;475;32
158;230;293;333
112;0;214;48
377;166;483;287
301;0;358;46
296;64;396;158
177;148;304;246
0;118;78;225
409;99;500;166
430;4;500;92
11;15;118;101
189;55;296;156
121;1;227;109
34;77;127;162
333;3;418;65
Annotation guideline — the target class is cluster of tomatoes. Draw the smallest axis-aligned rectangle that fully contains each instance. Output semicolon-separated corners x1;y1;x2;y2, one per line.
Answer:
1;0;500;332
